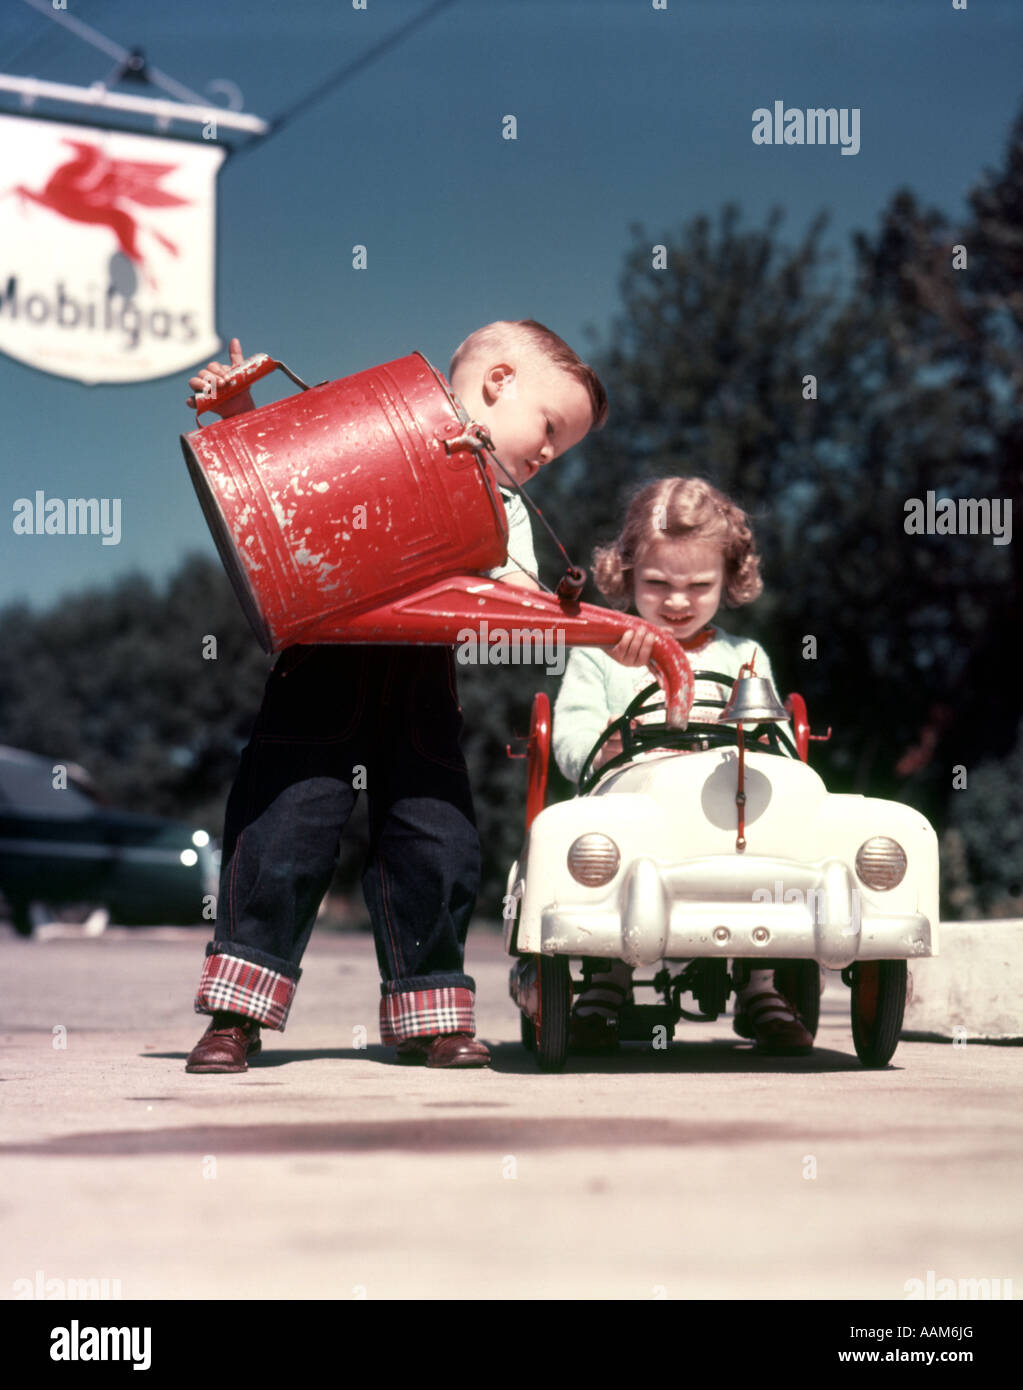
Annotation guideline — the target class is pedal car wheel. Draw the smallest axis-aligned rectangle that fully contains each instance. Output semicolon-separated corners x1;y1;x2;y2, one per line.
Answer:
536;955;570;1072
520;1010;537;1051
850;960;906;1067
773;960;821;1038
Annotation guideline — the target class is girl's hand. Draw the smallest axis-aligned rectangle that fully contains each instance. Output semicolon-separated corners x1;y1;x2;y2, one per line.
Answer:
591;719;637;771
186;337;255;417
592;730;623;771
607;626;657;668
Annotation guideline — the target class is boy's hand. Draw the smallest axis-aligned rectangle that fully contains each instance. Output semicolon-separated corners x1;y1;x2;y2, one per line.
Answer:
186;337;255;417
606;626;656;668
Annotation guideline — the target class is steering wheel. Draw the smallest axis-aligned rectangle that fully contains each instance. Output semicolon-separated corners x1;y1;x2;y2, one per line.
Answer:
576;673;798;795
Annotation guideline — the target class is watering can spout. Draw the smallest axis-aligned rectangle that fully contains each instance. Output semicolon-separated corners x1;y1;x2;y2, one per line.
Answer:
300;575;694;728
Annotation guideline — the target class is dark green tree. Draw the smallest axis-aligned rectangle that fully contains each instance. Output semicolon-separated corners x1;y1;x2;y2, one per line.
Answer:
0;555;271;835
531;118;1023;915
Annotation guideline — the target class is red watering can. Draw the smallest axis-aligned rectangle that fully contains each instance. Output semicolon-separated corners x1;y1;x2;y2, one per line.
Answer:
181;351;693;724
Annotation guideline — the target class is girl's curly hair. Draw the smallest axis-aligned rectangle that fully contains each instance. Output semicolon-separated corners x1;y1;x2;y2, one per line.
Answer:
592;477;763;610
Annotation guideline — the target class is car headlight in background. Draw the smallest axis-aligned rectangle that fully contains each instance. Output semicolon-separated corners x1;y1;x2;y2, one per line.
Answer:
567;834;620;886
192;830;210;847
855;836;907;890
179;848;199;867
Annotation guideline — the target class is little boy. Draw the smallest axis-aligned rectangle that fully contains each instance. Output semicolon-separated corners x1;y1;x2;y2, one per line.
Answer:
184;321;607;1072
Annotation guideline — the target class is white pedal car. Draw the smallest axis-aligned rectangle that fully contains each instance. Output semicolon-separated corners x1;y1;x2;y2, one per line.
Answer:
506;666;939;1071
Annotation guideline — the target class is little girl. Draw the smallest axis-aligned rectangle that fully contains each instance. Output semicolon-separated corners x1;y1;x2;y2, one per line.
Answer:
552;476;814;1055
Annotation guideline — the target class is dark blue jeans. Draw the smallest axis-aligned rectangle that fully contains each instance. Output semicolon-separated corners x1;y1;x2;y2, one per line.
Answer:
197;644;481;1035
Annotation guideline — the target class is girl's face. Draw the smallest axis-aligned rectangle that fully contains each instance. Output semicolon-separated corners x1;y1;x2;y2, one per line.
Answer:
632;535;725;641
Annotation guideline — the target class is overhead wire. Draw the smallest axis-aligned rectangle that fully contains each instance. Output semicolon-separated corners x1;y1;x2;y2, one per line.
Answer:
261;0;460;143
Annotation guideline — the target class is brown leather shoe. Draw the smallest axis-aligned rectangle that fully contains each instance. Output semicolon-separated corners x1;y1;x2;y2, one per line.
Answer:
735;990;813;1055
185;1013;262;1073
395;1033;491;1068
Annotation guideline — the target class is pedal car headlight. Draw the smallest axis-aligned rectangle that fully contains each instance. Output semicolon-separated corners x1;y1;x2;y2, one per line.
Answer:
855;836;907;890
567;834;620;886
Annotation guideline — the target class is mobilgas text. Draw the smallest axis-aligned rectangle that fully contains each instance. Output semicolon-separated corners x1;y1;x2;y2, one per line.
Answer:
0;275;198;352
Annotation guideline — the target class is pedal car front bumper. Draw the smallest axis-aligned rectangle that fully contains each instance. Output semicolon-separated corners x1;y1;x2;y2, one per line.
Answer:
534;855;935;970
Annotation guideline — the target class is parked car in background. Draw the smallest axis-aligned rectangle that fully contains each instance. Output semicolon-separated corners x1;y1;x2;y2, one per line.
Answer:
0;745;218;935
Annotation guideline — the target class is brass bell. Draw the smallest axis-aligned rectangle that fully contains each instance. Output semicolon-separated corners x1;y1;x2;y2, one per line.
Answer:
718;671;790;725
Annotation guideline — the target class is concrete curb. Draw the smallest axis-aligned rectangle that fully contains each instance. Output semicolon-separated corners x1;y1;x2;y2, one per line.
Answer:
904;919;1023;1041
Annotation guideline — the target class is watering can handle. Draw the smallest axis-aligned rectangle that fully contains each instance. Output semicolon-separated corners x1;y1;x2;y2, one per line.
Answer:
193;353;319;419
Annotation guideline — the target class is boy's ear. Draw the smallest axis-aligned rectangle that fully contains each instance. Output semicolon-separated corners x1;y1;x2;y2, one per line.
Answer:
482;362;516;405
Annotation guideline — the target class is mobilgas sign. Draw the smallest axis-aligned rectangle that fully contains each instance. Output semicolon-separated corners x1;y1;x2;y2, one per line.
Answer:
0;114;224;384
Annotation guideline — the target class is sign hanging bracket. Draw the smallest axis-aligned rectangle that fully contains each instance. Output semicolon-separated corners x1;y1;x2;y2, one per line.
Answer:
5;0;267;137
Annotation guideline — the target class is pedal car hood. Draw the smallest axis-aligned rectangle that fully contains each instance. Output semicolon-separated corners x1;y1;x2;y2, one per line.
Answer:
509;748;939;968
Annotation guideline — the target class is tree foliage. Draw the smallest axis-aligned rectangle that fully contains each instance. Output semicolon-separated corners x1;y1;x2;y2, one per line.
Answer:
0;556;271;835
531;108;1023;915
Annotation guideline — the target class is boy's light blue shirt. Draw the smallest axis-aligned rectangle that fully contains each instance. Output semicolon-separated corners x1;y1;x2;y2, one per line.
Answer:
486;487;539;582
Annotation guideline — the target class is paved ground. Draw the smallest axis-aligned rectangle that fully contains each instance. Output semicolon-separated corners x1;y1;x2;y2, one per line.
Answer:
1;922;1020;1301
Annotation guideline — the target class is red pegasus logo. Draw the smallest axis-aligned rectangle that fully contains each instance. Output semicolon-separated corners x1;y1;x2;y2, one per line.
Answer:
8;140;191;286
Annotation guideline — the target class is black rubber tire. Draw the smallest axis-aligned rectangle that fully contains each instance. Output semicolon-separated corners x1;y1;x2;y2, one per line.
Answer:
851;960;907;1067
773;960;821;1038
520;1009;537;1051
535;955;571;1072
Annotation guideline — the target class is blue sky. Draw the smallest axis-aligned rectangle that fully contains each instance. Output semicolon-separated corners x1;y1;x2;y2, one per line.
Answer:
1;0;1021;610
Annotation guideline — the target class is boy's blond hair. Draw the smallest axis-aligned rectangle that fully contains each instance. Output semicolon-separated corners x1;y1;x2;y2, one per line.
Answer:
593;477;764;609
449;319;608;430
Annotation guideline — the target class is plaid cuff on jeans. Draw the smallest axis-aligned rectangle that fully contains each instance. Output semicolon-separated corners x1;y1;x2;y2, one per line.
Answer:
379;986;475;1045
195;950;297;1031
